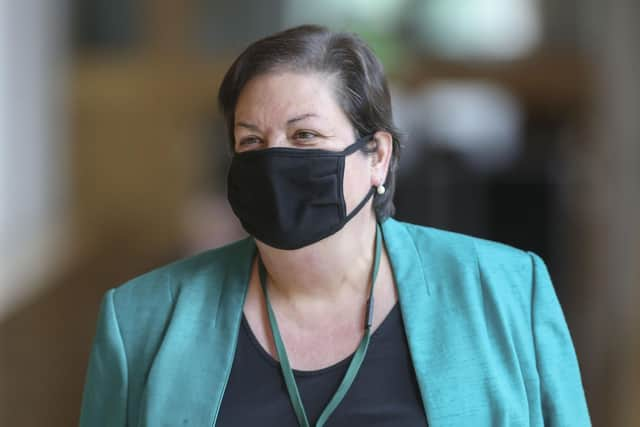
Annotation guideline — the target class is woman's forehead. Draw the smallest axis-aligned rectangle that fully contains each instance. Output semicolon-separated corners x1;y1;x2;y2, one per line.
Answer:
234;72;347;128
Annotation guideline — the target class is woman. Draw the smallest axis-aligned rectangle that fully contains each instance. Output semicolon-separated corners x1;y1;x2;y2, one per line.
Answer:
80;25;590;426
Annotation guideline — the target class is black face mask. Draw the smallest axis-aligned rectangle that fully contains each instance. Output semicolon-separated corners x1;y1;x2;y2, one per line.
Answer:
227;134;375;250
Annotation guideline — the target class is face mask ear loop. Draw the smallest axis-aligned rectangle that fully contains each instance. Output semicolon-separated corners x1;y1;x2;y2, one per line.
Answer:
344;187;376;223
341;134;374;156
341;134;377;223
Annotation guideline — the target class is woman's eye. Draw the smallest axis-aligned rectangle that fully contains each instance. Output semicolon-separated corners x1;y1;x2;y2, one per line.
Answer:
293;131;317;141
238;136;261;147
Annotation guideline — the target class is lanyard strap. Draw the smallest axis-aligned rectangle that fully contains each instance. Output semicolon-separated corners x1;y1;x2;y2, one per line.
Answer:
258;223;383;427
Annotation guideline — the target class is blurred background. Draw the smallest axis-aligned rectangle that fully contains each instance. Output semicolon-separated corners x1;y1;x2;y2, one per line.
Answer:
0;0;638;425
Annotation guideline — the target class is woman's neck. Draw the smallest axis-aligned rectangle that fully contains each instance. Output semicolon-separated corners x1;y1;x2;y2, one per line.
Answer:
255;212;378;310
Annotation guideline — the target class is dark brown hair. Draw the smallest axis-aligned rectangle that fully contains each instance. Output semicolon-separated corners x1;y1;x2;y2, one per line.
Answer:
218;24;401;220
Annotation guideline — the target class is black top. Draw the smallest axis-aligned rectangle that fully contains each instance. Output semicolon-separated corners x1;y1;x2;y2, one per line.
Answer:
216;302;428;426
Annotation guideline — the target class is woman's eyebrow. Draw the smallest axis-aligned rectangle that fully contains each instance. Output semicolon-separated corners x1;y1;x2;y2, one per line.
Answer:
235;121;260;131
286;113;319;125
235;114;319;130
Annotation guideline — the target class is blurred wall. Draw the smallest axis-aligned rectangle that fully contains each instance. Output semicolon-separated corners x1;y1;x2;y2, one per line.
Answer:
0;0;70;320
579;1;640;425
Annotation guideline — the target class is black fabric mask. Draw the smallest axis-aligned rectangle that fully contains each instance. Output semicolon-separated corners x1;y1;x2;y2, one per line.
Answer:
227;134;375;250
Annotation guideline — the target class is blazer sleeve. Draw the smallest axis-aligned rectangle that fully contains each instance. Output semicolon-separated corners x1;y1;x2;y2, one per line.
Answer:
79;289;128;426
528;251;591;426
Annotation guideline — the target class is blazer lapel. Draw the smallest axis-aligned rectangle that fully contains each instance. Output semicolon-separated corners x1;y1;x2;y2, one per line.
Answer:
382;218;494;426
140;238;255;427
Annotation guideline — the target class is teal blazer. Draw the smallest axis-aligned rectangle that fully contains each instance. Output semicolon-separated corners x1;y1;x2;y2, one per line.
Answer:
80;218;590;426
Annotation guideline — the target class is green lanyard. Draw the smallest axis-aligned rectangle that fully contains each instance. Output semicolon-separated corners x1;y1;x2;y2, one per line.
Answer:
258;223;383;427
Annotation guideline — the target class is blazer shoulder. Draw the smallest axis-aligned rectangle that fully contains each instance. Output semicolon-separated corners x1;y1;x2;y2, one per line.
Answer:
397;219;540;332
400;219;530;265
111;237;254;314
394;219;535;295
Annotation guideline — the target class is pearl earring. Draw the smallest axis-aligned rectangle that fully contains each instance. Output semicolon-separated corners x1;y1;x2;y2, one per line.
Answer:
377;184;386;195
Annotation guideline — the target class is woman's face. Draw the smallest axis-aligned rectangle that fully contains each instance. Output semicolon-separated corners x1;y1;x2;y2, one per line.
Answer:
234;71;376;216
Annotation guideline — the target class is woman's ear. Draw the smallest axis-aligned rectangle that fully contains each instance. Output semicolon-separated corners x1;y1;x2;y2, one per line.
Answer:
370;131;393;187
